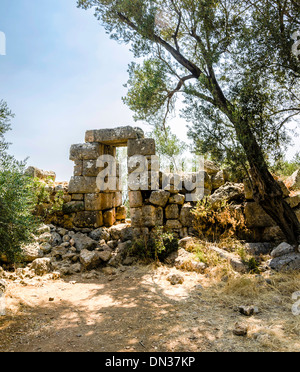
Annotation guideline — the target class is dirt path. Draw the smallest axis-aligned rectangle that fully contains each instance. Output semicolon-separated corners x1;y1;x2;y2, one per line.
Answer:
0;264;299;352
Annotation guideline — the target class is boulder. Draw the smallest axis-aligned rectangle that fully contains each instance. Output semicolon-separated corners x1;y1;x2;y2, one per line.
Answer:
210;182;244;208
204;160;220;175
80;249;102;270
270;242;295;258
72;233;98;252
211;170;227;190
89;227;110;241
21;243;43;262
30;258;52;276
269;253;300;271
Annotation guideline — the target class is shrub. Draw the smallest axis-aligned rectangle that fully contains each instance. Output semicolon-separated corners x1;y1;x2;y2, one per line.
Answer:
192;197;248;241
0;157;39;262
128;226;178;262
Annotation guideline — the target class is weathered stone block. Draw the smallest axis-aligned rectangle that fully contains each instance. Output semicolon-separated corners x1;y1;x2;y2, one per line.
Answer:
166;220;182;229
127;138;156;157
103;208;116;227
116;205;127;220
85;193;115;211
128;191;143;208
114;192;123;208
71;193;84;201
62;201;85;214
180;203;194;227
142;205;157;227
82;159;103;177
68;176;99;194
169;194;185;205
74;160;83;176
130;208;143;227
149;190;170;207
165;204;179;219
73;211;103;228
85;126;144;146
69;143;102;161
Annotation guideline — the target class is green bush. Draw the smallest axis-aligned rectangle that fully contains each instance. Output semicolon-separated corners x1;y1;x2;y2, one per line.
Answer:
0;100;39;262
0;157;40;262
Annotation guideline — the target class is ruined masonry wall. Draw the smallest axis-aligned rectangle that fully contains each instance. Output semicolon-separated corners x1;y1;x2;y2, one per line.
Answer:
64;126;203;238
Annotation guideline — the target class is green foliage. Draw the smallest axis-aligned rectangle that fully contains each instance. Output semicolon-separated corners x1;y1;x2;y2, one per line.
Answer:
147;125;187;171
271;153;300;178
128;226;178;262
78;0;299;176
0;101;39;262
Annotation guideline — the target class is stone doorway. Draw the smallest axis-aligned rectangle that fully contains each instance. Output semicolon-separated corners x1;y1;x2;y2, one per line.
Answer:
67;126;155;228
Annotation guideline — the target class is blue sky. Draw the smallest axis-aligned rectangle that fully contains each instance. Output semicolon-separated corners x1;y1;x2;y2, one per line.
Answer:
0;0;158;181
0;0;298;181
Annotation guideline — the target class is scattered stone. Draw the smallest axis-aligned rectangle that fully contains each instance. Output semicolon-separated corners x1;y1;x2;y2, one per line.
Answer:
167;273;184;285
30;258;52;276
233;323;248;336
270;242;295;258
269;253;300;271
238;305;259;317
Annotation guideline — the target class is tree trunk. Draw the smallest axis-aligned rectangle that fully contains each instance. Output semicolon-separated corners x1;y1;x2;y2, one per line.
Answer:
233;117;300;247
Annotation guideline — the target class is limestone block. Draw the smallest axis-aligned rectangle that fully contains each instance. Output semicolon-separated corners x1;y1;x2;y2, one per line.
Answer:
149;190;170;207
130;208;143;227
127;138;156;157
114;192;123;208
128;191;143;208
180;203;194;227
82;159;103;177
68;176;99;194
142;205;157;227
116;205;127;220
70;143;102;161
165;204;180;220
85;126;144;146
62;201;85;214
74;160;83;176
85;193;115;211
71;194;84;201
103;208;116;227
168;194;185;205
166;220;182;229
73;211;103;228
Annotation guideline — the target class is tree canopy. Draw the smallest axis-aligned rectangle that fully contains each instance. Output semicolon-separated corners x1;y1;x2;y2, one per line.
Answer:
78;0;300;244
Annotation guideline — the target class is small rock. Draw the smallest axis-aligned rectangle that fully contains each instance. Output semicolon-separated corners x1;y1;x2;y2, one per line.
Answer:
167;273;184;285
238;305;259;317
233;322;248;336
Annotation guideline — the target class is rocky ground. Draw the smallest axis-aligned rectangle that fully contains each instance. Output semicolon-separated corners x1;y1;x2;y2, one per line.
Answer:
0;224;300;352
0;264;299;352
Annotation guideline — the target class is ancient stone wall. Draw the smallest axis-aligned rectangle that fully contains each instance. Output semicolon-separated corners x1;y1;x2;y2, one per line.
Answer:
29;126;300;243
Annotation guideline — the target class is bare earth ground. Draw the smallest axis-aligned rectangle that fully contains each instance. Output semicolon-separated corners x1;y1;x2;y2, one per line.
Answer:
0;264;300;352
